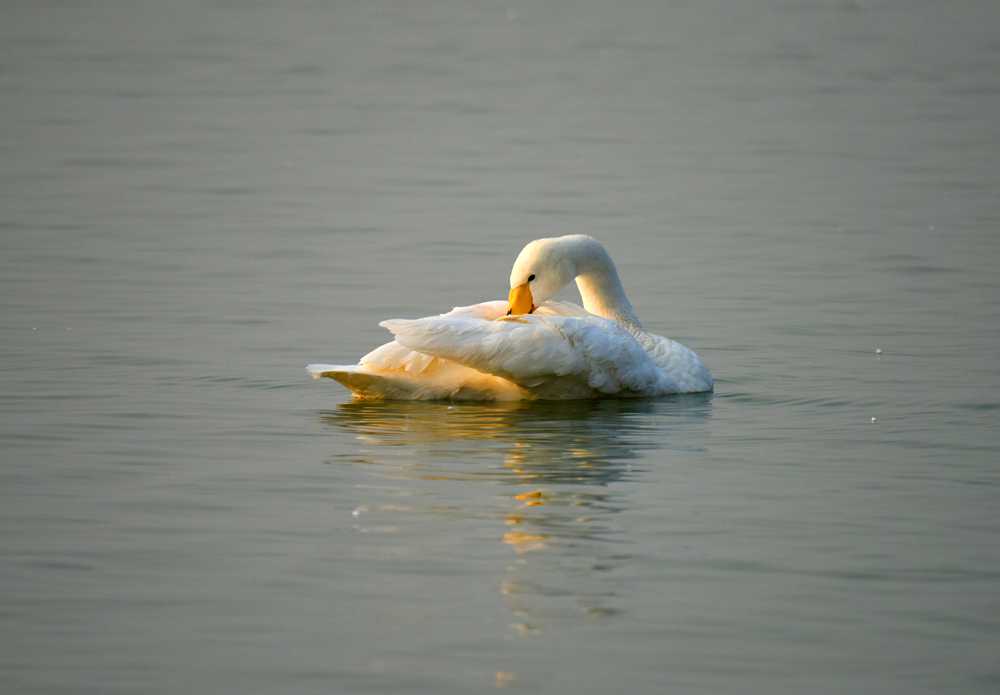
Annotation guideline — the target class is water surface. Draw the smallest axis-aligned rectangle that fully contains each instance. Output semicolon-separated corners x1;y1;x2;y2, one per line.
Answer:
2;1;999;693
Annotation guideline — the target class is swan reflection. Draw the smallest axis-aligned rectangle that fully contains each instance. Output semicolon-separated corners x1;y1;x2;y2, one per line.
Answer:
319;396;711;635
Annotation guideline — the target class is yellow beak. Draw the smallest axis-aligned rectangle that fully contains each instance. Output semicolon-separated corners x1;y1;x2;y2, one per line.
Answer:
507;282;536;315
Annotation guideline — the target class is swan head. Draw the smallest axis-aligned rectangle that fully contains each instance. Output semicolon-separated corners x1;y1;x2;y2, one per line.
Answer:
507;236;588;315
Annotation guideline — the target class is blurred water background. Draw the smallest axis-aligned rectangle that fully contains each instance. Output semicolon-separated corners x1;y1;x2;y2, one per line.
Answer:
2;1;999;693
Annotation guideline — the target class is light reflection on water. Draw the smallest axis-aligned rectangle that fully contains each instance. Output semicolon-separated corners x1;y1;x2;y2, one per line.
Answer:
319;397;712;635
322;397;712;480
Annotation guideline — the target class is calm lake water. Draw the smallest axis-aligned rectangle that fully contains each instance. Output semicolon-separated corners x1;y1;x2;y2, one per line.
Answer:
2;1;999;693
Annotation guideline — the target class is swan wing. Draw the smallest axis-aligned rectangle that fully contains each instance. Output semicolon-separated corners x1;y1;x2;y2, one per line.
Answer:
381;313;679;399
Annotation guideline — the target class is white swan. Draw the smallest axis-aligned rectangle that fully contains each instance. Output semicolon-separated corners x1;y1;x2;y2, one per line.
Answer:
308;235;712;400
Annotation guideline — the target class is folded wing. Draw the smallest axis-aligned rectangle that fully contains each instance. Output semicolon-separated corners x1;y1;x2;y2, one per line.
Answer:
381;313;678;399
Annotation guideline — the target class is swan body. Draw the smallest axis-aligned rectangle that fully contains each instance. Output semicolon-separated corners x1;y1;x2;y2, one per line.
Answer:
308;235;712;400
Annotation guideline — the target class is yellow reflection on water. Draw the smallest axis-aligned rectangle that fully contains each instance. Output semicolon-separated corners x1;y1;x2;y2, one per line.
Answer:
321;398;706;484
319;396;711;643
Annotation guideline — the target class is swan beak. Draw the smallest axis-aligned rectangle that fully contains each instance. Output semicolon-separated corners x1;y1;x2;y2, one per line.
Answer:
507;282;536;315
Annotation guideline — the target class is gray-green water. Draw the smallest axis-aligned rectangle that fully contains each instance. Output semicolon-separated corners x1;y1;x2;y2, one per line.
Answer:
3;1;999;693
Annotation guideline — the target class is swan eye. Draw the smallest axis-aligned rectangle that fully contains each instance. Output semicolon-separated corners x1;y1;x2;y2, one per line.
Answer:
528;274;535;282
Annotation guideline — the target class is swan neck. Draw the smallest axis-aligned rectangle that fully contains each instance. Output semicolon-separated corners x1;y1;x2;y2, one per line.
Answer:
574;269;645;334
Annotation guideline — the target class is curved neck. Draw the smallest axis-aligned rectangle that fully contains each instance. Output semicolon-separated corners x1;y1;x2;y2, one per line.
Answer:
569;240;645;333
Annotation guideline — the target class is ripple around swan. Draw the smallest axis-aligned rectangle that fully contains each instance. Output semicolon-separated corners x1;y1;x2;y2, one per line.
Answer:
318;395;714;484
